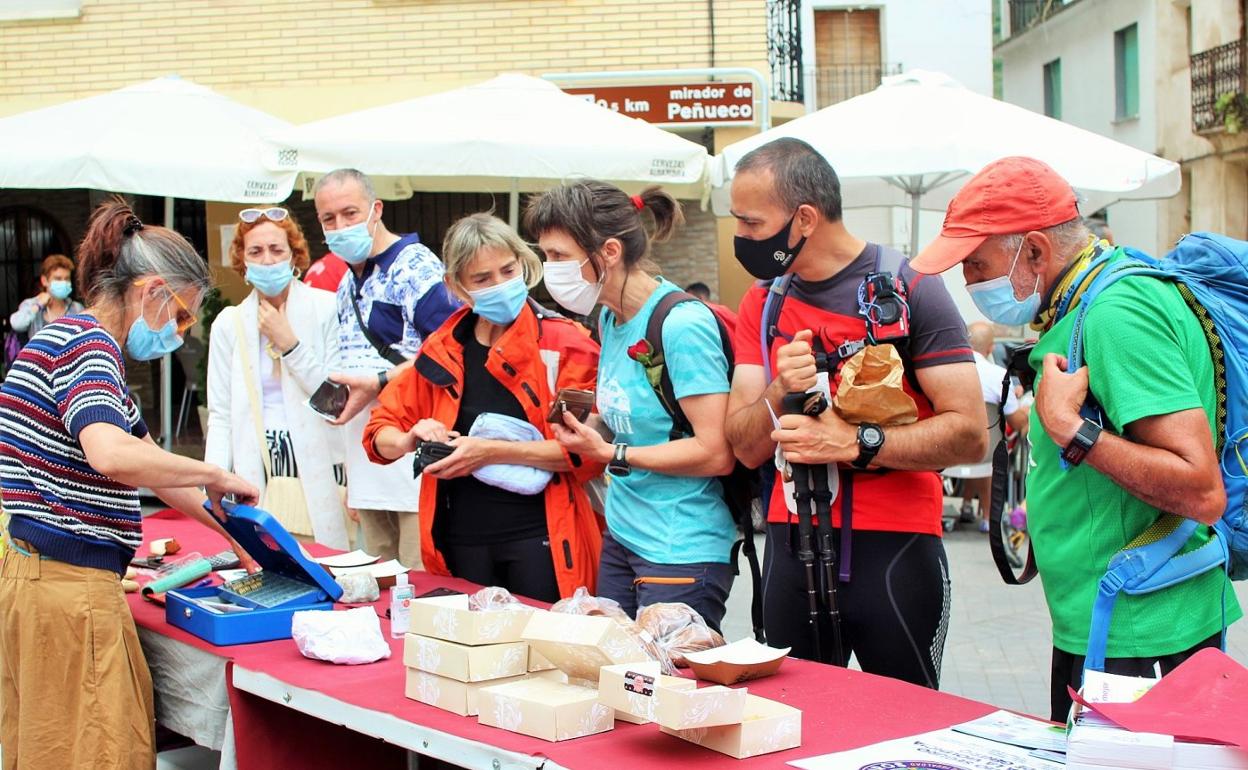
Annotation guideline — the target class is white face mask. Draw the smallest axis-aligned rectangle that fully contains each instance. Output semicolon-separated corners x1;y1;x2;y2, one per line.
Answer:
542;259;603;316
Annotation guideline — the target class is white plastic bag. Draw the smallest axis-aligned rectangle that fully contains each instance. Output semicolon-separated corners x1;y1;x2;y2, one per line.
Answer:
292;607;392;665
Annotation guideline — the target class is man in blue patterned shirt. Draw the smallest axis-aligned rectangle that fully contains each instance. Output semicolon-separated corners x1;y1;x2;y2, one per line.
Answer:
316;169;460;568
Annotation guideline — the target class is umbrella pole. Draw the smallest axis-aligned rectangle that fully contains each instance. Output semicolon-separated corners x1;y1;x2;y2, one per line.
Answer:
508;179;520;229
161;196;175;451
909;181;921;258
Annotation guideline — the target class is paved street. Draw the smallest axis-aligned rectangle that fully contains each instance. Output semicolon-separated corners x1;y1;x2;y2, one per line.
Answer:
722;522;1248;718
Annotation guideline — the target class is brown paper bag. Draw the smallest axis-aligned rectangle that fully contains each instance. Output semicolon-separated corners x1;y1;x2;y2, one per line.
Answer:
832;344;918;426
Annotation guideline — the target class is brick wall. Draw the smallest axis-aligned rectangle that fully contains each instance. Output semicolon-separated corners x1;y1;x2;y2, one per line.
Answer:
0;0;767;103
650;201;723;301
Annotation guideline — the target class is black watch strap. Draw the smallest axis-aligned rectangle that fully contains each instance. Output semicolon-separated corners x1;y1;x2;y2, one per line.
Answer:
853;423;884;469
1062;418;1103;466
607;443;631;477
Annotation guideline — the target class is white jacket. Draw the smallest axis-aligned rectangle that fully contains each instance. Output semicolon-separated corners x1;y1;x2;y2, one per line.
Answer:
204;281;349;549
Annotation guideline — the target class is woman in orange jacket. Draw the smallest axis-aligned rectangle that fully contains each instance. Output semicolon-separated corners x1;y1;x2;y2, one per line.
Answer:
363;213;603;601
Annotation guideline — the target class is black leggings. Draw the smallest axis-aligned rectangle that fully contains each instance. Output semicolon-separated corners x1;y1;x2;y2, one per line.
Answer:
440;534;561;604
763;523;951;689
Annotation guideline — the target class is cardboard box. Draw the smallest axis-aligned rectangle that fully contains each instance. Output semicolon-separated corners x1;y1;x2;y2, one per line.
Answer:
478;677;615;742
409;594;534;646
528;647;557;672
403;634;529;683
598;661;697;724
653;682;748;730
404;669;530;717
521;610;651;682
660;695;801;759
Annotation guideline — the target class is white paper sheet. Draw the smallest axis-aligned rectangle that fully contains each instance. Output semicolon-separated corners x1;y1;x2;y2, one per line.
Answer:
329;559;407;579
788;728;1059;770
313;549;380;568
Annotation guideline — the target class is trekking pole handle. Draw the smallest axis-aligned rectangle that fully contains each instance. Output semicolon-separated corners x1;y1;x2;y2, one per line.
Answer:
782;391;828;418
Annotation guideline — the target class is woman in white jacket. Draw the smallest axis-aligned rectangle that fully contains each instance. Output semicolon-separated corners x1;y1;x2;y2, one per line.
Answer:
205;207;349;549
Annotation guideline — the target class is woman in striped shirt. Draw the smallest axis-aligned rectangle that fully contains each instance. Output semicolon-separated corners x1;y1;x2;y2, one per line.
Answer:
0;198;258;770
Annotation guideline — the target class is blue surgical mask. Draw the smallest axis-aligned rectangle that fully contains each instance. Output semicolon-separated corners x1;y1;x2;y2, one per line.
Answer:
245;259;294;297
126;292;184;361
966;240;1041;326
468;275;529;325
49;280;72;301
324;208;376;265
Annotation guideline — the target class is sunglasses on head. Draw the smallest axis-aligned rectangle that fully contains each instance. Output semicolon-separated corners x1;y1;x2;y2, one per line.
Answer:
238;207;289;224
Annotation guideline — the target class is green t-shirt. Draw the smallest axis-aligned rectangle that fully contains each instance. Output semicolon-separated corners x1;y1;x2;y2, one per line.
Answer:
1027;255;1241;657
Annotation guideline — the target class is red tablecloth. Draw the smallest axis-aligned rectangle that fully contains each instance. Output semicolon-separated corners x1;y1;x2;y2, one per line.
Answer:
129;512;996;770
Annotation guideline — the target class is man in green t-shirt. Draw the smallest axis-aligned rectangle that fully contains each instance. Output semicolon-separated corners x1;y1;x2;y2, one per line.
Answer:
909;156;1239;721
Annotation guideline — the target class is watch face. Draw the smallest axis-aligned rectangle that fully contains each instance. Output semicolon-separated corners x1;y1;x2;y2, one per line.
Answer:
861;426;884;446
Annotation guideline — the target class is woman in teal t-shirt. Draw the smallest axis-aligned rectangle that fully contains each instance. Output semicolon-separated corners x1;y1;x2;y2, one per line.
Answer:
525;181;738;631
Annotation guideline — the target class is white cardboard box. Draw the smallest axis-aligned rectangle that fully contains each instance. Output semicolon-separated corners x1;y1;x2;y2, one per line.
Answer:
520;609;651;683
404;669;530;717
598;661;697;724
528;647;557;672
478;677;615;742
403;633;529;683
409;594;534;646
660;694;802;759
653;682;748;730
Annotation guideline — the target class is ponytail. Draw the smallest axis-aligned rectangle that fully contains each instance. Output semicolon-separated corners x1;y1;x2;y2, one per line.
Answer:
524;180;684;270
76;196;210;305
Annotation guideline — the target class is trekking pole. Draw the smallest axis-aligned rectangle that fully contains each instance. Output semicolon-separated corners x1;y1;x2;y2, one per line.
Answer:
810;463;845;666
783;391;831;664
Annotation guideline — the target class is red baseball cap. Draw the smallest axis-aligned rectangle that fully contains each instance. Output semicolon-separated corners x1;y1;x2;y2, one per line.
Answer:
910;156;1080;274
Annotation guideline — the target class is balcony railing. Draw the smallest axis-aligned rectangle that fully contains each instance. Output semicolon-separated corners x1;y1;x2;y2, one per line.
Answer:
1191;39;1245;133
767;0;803;103
814;62;903;108
1007;0;1053;37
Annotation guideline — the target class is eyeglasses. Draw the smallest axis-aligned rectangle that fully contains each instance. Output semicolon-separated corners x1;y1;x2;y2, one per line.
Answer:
239;207;289;224
134;278;198;335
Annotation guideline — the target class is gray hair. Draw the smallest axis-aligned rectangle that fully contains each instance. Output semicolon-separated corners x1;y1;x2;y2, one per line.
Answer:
998;218;1091;260
734;137;843;222
312;168;376;203
442;213;543;294
77;198;209;306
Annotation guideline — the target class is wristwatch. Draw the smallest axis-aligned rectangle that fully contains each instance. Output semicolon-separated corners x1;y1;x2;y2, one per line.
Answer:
852;423;885;469
607;443;631;478
377;370;389;389
1061;418;1103;466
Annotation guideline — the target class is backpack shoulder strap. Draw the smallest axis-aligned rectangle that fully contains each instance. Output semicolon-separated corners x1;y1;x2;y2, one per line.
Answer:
760;275;795;383
870;245;924;395
646;291;734;440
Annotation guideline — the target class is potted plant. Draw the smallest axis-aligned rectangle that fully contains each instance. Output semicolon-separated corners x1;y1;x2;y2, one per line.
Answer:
1214;91;1248;134
194;287;231;434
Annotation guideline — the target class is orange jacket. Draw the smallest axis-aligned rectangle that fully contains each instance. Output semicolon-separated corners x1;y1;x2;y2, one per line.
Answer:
363;301;604;598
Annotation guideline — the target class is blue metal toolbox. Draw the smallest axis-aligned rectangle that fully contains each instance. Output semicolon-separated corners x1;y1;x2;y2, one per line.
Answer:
164;500;343;646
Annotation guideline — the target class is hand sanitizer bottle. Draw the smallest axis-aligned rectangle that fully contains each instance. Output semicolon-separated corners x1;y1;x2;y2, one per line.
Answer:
390;573;414;638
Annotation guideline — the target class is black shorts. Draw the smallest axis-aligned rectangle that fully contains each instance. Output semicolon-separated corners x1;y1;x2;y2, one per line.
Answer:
762;523;951;689
1048;631;1223;722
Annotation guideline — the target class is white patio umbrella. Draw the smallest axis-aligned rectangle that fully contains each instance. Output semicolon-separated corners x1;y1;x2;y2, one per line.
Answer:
0;75;297;203
267;73;711;223
0;75;297;450
711;70;1181;256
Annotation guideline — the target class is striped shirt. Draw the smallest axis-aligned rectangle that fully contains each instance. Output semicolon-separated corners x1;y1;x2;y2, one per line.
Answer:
0;315;148;575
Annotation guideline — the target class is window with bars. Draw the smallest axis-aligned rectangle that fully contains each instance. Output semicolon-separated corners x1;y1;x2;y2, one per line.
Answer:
767;0;804;103
1191;39;1245;133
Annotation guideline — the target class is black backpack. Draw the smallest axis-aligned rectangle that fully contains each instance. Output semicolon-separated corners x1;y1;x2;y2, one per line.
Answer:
641;291;764;642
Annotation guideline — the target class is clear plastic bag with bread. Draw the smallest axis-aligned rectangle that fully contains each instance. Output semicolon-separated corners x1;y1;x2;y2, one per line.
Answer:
635;602;726;668
551;587;674;673
832;343;918;426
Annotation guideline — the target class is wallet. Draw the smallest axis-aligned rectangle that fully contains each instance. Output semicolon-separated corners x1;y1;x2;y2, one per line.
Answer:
412;441;455;476
546;388;595;423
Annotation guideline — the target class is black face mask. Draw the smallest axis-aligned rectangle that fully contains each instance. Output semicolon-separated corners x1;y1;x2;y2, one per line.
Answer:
732;211;807;280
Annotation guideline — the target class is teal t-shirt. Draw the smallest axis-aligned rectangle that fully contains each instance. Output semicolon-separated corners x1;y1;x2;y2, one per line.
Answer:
1027;252;1241;657
596;279;735;565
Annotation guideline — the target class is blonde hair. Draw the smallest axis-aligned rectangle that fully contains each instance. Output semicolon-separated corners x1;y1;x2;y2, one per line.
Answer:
442;213;543;295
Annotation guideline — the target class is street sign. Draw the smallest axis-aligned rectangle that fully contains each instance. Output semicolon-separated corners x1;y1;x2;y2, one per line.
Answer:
563;82;756;127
